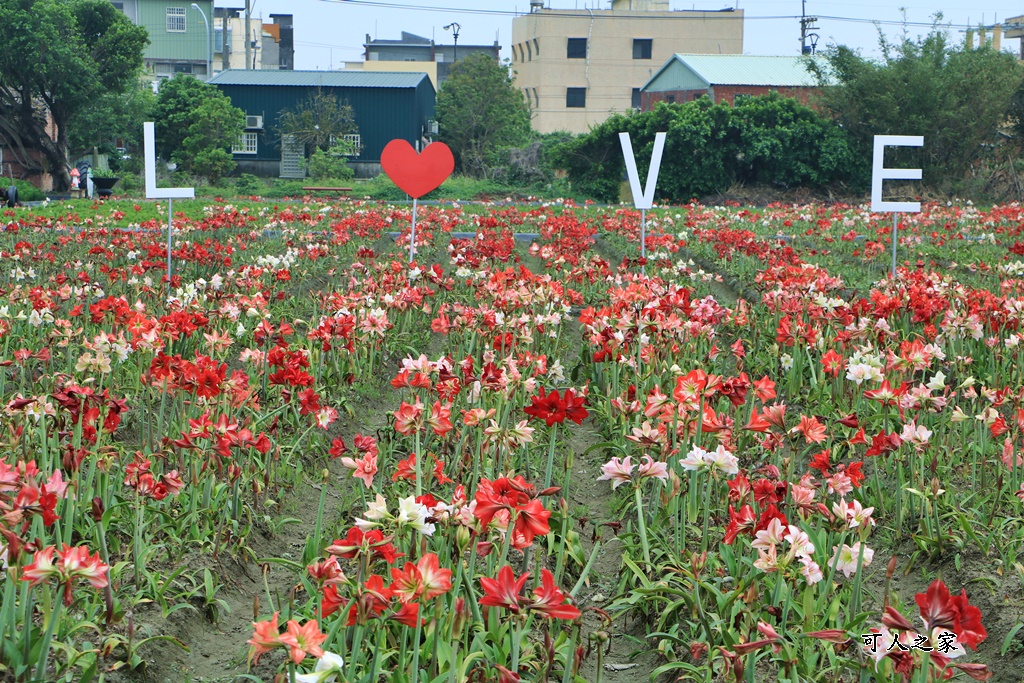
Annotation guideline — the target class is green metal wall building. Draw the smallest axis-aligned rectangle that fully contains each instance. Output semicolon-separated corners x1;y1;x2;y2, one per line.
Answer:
209;70;436;179
110;1;214;79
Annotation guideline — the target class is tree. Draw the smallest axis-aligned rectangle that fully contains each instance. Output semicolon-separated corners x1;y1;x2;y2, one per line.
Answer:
153;75;215;159
68;80;156;162
179;97;245;184
153;74;245;184
277;89;358;157
809;23;1024;188
436;53;532;178
0;0;148;190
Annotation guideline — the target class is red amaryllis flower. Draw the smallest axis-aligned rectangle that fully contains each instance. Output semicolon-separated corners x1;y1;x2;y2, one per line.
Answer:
792;415;827;444
389;553;453;603
473;476;531;527
744;409;772;433
915;580;987;651
426;401;453;436
530;569;581;620
865;430;902;457
511;498;552;549
322;584;347;617
326;527;402;564
723;504;756;545
523;388;588;427
390;601;421;627
863;379;907;406
393;399;424;436
753;376;776;402
820;350;844;377
480;565;530;613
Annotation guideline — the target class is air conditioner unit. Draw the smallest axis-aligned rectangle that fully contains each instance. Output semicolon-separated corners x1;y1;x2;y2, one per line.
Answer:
427;120;439;135
246;115;264;130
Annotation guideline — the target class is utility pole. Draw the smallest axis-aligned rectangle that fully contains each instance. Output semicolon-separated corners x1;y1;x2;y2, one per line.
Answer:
800;0;819;55
245;0;252;69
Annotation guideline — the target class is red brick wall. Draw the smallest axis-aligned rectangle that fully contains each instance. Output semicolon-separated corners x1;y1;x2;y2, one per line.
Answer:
0;107;57;192
642;85;819;111
641;89;708;110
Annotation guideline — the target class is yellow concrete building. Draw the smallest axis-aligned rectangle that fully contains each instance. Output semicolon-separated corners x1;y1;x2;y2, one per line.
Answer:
511;0;743;134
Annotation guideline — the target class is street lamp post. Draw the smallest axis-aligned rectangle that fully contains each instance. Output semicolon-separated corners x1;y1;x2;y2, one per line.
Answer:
444;22;461;62
191;3;211;80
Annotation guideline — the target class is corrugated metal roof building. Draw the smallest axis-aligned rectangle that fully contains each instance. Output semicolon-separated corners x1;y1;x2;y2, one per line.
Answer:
209;69;436;178
640;54;828;109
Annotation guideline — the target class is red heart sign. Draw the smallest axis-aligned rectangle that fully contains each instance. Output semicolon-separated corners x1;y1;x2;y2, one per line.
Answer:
381;140;455;199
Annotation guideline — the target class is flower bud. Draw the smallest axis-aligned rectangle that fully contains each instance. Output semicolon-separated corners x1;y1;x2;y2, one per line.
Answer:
456;525;471;553
453;597;468;635
91;496;105;522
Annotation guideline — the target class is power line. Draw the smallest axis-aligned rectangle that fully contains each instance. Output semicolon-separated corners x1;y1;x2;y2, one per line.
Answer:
317;0;985;29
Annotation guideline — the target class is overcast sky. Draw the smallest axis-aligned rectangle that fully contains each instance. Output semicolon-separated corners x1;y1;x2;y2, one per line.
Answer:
214;0;1024;70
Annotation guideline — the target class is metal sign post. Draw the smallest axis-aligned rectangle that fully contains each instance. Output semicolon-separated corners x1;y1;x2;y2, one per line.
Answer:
871;135;923;282
619;131;666;277
143;122;194;292
410;197;417;264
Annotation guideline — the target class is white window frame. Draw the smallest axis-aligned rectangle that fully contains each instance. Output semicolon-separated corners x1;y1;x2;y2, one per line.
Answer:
167;7;186;33
233;132;258;155
340;134;362;156
328;134;363;156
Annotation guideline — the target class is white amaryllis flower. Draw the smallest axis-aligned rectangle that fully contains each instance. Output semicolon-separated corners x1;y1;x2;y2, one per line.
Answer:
926;371;946;391
354;494;390;531
295;652;345;683
831;542;874;578
706;445;739;474
679;446;709;471
397;496;435;536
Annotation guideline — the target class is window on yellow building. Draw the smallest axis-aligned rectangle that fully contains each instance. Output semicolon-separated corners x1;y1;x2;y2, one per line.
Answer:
567;38;587;59
566;87;586;108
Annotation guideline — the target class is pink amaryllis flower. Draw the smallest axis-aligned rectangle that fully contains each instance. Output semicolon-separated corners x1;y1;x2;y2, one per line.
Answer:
596;456;633;489
280;619;327;665
637;455;669;483
339;451;378;489
21;544;109;606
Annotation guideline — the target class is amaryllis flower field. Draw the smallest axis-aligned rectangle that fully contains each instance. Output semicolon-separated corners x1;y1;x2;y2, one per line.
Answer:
2;196;1024;683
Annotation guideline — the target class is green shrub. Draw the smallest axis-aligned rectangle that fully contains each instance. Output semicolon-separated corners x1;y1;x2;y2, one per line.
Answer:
262;179;312;199
5;179;45;202
117;173;143;196
235;173;264;196
551;93;857;203
305;143;355;181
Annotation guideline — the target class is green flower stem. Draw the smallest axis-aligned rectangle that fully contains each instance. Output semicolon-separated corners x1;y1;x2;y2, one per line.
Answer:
543;423;559;491
634;485;652;569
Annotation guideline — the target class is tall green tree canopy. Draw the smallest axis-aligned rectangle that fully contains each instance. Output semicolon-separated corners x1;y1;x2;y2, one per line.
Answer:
153;74;245;184
0;0;148;189
809;25;1024;188
436;53;532;178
